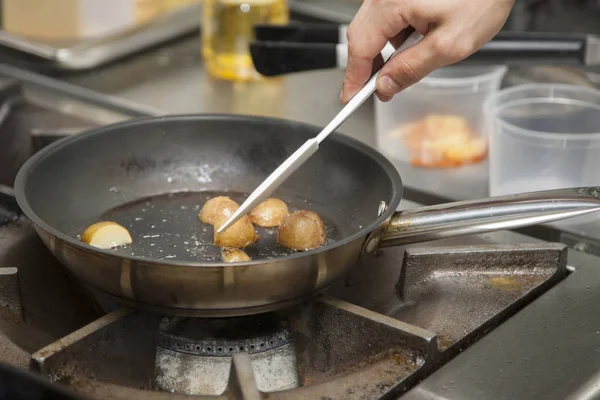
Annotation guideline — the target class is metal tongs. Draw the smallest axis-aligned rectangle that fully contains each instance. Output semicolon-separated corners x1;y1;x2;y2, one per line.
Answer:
217;30;424;232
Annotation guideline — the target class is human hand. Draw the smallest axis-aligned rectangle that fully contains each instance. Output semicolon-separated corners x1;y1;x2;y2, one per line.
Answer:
340;0;515;103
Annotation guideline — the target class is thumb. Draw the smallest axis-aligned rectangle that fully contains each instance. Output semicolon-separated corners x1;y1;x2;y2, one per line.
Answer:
375;32;456;98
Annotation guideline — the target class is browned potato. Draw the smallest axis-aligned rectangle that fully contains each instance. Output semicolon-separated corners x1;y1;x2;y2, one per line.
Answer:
214;199;258;248
199;196;234;225
81;221;132;249
277;210;326;251
249;198;289;227
221;247;251;263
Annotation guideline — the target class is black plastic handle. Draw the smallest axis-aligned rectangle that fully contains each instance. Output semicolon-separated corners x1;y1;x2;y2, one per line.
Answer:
254;22;341;43
249;41;338;76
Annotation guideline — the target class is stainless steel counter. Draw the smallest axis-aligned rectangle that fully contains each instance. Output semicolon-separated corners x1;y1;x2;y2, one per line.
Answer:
58;35;600;245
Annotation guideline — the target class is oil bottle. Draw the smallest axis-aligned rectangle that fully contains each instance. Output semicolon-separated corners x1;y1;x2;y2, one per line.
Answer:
201;0;289;82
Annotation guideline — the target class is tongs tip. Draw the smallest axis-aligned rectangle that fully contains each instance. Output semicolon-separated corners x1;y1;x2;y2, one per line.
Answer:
216;209;244;233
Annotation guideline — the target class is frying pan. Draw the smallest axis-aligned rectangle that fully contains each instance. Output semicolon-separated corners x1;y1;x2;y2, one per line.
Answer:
13;115;600;317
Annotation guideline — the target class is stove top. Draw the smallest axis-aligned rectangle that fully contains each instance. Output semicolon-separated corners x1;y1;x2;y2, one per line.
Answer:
1;67;600;400
5;207;600;400
0;210;583;400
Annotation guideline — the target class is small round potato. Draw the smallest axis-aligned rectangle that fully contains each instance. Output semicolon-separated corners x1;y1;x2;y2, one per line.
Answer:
81;221;132;249
213;199;258;248
221;247;251;263
277;210;326;251
199;196;234;225
249;198;289;227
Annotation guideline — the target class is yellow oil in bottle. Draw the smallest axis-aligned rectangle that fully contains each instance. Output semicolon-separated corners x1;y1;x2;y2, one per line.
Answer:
202;0;289;82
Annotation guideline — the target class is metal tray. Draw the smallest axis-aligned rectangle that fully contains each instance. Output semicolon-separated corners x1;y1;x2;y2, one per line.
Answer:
390;244;568;354
330;240;569;364
0;4;201;71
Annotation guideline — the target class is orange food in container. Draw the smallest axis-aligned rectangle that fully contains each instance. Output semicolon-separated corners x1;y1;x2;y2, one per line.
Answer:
375;66;507;168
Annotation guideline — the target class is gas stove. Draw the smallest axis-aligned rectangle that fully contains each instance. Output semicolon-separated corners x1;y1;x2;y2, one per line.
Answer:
1;68;600;400
0;204;584;400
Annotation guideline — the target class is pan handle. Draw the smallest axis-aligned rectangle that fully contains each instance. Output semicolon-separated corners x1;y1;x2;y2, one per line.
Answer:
377;187;600;248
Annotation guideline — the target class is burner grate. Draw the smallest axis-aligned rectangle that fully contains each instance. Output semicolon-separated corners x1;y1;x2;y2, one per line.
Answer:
157;328;293;357
155;316;300;395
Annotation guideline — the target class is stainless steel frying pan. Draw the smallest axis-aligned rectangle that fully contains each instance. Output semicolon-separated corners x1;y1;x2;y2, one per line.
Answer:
13;115;600;317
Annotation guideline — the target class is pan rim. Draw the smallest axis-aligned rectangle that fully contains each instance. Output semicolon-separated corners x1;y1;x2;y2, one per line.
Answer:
14;114;403;268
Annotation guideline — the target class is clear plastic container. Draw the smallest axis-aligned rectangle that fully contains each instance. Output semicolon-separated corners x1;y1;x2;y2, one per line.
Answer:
486;84;600;198
374;65;507;168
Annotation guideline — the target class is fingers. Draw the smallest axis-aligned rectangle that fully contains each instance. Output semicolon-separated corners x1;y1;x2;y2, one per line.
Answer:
376;92;394;103
340;53;385;102
388;28;414;49
375;29;473;98
341;32;388;103
341;1;410;103
376;28;417;102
